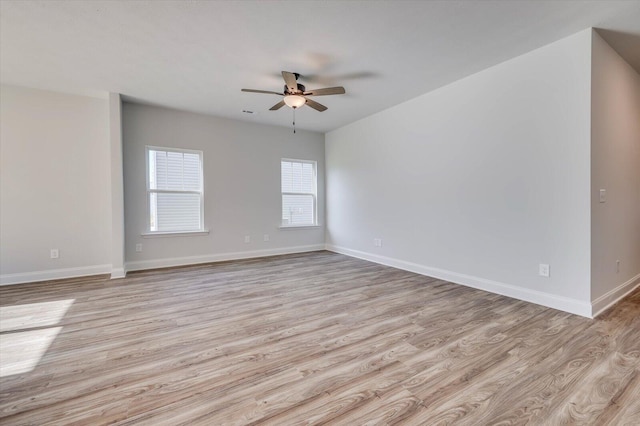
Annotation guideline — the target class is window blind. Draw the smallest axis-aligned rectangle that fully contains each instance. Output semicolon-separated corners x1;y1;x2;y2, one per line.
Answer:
281;160;316;226
147;148;203;232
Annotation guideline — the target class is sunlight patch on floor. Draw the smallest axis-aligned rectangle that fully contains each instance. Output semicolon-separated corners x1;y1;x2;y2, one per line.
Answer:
0;299;74;377
0;327;62;377
0;299;74;332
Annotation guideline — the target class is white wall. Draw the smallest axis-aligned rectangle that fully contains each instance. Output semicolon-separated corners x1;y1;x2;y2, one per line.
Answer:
326;30;593;316
122;103;325;270
0;85;112;283
590;31;640;313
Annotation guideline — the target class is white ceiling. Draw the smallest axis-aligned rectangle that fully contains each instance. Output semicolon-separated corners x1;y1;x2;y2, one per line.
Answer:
1;1;639;133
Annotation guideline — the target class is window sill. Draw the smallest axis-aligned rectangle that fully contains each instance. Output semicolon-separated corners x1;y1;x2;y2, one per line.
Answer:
141;230;210;238
279;224;322;230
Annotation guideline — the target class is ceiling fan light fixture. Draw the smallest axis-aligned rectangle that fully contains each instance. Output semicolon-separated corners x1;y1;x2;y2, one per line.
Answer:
284;94;306;109
242;71;343;113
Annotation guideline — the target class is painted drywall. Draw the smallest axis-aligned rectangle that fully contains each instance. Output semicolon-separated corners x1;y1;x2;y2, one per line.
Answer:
590;31;640;312
122;103;325;270
109;93;126;278
0;85;112;283
325;30;593;315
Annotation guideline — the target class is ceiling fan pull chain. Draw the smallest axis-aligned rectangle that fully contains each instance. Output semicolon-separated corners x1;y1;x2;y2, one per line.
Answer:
293;108;296;134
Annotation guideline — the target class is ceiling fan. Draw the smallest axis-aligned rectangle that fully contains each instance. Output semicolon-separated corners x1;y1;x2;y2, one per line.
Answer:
242;71;345;112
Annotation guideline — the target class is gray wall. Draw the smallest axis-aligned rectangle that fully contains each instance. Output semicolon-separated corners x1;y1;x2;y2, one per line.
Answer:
325;30;593;316
590;32;640;310
0;85;112;283
122;103;325;270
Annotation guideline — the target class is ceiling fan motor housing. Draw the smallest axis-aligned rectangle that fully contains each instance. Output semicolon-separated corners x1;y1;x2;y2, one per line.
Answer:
284;83;306;94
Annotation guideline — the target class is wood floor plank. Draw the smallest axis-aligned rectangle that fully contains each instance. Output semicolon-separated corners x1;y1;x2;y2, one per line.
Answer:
0;251;638;425
597;368;640;425
544;351;639;425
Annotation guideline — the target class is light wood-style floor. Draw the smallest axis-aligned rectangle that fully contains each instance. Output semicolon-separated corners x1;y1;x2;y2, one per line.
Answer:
1;251;638;425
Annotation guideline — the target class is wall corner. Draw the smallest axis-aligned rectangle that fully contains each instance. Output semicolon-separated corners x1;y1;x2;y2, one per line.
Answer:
109;93;126;278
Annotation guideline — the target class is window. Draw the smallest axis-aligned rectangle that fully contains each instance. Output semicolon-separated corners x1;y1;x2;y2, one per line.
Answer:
146;146;204;233
281;159;317;226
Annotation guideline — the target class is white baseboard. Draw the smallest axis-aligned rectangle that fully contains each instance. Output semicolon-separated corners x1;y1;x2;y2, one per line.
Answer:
591;273;640;317
8;246;628;320
0;245;326;284
125;244;326;272
110;267;127;279
0;264;112;286
325;244;593;318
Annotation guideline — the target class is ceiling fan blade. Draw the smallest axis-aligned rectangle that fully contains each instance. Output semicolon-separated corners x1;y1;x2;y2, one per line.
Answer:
269;100;286;110
241;89;284;95
282;71;298;93
305;98;327;112
303;86;346;96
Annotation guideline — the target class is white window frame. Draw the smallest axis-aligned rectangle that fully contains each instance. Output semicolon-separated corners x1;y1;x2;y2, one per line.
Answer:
144;145;206;236
281;158;318;227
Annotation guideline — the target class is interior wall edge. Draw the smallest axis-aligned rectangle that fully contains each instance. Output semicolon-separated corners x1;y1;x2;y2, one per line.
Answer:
109;92;126;276
589;30;640;303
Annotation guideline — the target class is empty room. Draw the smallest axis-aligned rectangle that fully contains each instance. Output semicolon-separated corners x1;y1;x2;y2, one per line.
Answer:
1;1;640;424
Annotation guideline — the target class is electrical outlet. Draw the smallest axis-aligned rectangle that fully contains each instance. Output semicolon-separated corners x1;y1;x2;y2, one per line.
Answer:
599;189;606;203
539;264;550;277
244;235;251;243
263;234;269;242
135;243;143;253
373;238;382;247
50;249;59;259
